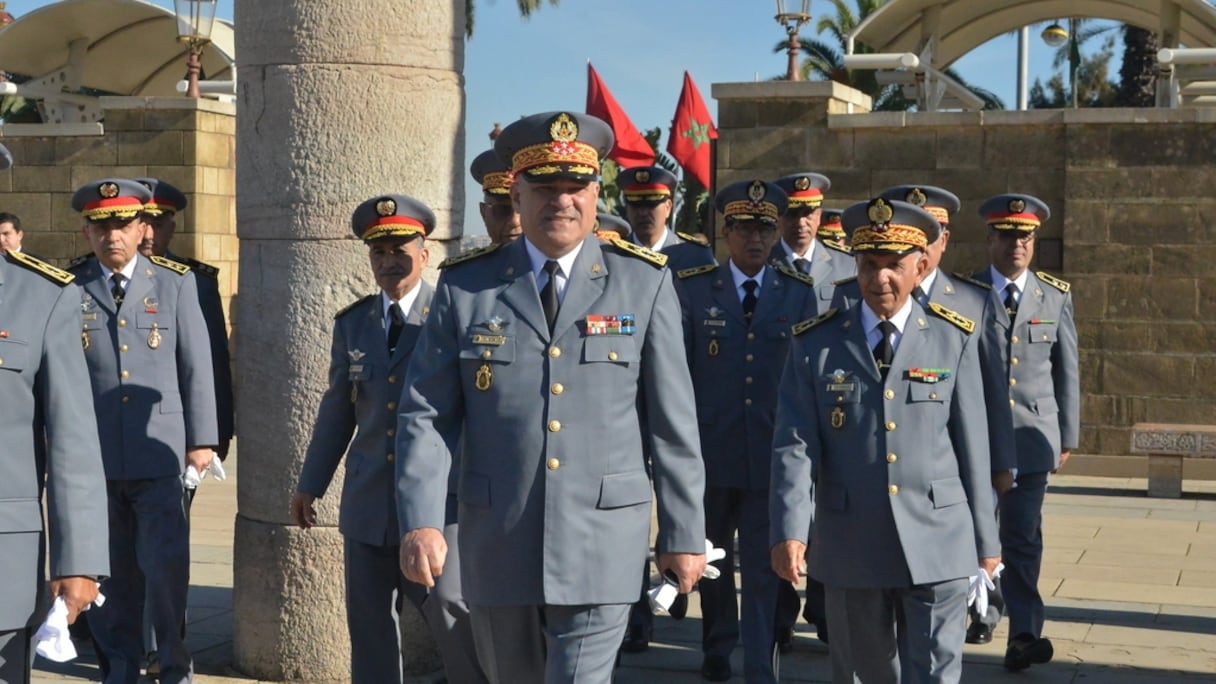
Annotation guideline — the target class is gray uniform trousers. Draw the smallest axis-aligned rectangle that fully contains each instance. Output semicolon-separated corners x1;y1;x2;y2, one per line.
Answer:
471;604;631;684
0;629;32;684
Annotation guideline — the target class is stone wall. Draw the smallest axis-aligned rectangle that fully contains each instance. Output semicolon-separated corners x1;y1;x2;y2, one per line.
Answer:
713;81;1216;478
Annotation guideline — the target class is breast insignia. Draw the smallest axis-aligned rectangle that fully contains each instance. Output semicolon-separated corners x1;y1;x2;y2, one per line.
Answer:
792;308;838;336
6;250;75;285
610;238;668;268
927;302;976;334
439;243;501;269
677;264;716;279
1036;271;1071;293
149;254;191;275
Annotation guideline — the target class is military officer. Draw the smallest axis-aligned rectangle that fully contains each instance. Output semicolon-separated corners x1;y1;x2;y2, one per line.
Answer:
816;209;849;252
677;179;814;683
0;212;33;257
620;165;715;272
972;193;1079;672
770;172;855;307
771;198;1000;683
471;149;522;245
0;249;109;684
68;178;218;684
290;194;484;683
396;111;707;684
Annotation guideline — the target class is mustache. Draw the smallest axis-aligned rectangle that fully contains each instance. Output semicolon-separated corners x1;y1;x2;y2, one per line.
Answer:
377;268;407;277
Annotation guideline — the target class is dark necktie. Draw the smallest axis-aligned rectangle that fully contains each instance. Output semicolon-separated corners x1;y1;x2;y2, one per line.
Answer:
1004;283;1020;319
387;303;405;353
742;279;758;326
540;260;561;333
913;285;928;307
110;273;126;308
873;320;897;380
793;257;811;275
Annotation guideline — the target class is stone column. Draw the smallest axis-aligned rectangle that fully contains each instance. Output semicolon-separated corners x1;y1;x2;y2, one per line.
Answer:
232;2;464;679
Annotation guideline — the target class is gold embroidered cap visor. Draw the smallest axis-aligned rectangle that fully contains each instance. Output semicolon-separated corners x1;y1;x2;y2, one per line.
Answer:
493;111;614;184
842;198;941;255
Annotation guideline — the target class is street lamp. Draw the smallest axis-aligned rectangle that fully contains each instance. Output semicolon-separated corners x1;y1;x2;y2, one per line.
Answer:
775;0;812;81
1041;19;1079;108
174;0;218;98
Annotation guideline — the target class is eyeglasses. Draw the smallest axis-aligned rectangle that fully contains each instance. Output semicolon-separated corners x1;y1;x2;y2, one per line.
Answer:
995;230;1036;245
481;202;517;220
728;224;777;239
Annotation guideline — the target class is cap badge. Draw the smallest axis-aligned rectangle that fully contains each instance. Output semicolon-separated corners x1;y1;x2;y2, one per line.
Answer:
794;176;811;191
747;180;766;203
376;198;397;217
868;198;894;231
549;113;578;144
1009;198;1026;213
906;188;927;206
99;182;119;199
636;170;650;183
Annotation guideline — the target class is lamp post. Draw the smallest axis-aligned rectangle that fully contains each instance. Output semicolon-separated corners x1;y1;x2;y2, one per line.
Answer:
174;0;218;98
1041;19;1079;108
775;0;812;81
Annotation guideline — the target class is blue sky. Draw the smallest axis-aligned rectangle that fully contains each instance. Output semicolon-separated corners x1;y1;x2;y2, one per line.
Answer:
6;1;1116;235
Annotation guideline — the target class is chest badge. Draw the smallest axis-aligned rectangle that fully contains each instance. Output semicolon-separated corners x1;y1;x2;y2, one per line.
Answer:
147;322;162;350
82;330;91;350
831;406;846;430
349;349;366;362
475;362;493;391
708;338;720;357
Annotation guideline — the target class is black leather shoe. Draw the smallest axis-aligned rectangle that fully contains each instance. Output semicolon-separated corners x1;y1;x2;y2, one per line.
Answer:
669;592;688;620
775;626;793;654
966;621;993;645
620;624;651;653
1004;633;1053;671
700;654;732;682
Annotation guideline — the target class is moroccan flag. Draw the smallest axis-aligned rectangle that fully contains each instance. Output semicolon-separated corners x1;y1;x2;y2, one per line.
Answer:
667;71;717;189
586;63;655;168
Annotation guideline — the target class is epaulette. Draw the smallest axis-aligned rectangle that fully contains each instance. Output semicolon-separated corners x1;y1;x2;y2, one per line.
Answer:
775;264;814;287
822;240;852;255
833;275;857;287
179;256;219;278
610;238;667;268
928;302;975;334
951;272;992;290
676;231;709;247
66;253;93;269
149;254;191;275
792;309;837;336
676;263;716;279
439;243;500;269
6;250;75;285
335;293;377;320
1036;271;1070;293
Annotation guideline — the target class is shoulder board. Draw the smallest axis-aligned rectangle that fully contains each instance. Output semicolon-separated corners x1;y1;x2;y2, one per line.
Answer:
775;264;814;286
676;263;716;279
927;302;975;334
832;275;857;287
1036;271;1070;293
179;256;219;278
335;293;377;320
676;231;709;247
822;240;852;255
439;243;501;269
951;272;992;290
66;253;93;269
6;250;75;285
149;254;191;275
792;309;838;336
610;238;667;268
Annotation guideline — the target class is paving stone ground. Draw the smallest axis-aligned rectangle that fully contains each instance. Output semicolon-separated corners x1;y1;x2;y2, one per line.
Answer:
33;452;1216;683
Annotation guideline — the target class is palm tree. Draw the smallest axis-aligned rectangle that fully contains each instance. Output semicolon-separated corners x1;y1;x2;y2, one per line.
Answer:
1117;25;1157;107
466;0;560;37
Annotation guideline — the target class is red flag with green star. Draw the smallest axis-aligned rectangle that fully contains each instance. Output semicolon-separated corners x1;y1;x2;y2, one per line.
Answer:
667;71;717;189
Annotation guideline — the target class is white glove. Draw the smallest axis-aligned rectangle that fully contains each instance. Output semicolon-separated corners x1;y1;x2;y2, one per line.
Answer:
646;540;728;612
34;597;76;662
184;450;224;488
967;563;1004;616
702;539;727;580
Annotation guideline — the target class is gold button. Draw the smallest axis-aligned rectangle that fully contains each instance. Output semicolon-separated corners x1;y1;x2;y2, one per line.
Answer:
608;351;618;361
482;349;492;360
387;402;396;410
1009;399;1016;408
929;392;937;400
745;354;754;362
0;358;4;366
1011;335;1019;344
121;370;129;379
118;319;127;328
120;344;129;352
548;420;561;432
1011;357;1019;365
122;395;130;404
888;484;899;495
745;376;753;384
551;383;564;395
388;375;397;384
887;453;897;463
1042;334;1050;341
747;332;755;341
886;421;896;431
1009;378;1017;387
386;429;395;437
386;453;395;462
548;346;561;358
836;396;844;403
547;458;560;471
744;398;753;406
884;389;895;400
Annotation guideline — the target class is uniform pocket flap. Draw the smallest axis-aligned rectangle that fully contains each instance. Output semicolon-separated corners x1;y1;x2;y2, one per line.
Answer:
348;364;373;381
0;498;43;532
597;471;651;509
459;471;491;508
930;477;967;508
909;382;949;403
136;313;172;329
0;337;29;372
583;335;638;363
1033;396;1059;416
1028;323;1057;343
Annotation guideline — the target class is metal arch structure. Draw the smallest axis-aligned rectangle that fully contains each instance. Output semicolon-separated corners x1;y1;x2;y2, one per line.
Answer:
0;0;234;124
843;0;1216;109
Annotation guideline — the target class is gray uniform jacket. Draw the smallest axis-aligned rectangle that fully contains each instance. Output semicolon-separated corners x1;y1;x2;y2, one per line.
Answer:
770;303;1000;588
396;235;706;607
973;269;1080;474
831;271;1017;474
69;254;218;479
636;229;716;273
0;253;109;629
299;283;434;547
169;253;234;448
678;263;817;490
769;240;856;311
